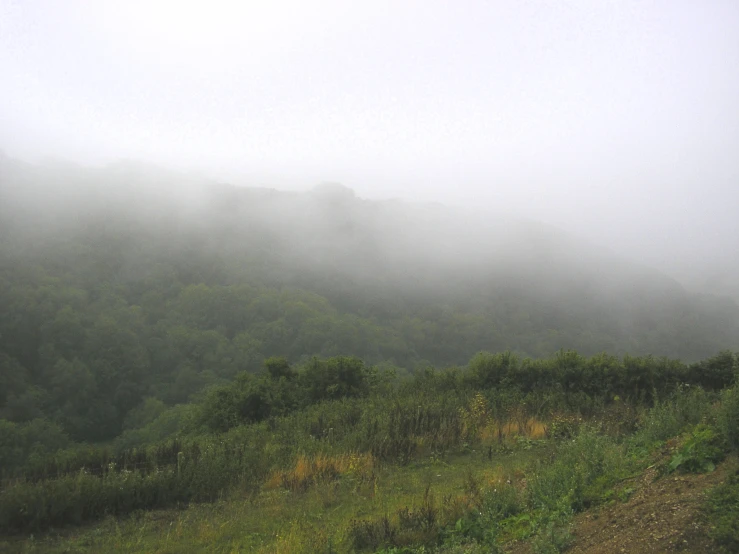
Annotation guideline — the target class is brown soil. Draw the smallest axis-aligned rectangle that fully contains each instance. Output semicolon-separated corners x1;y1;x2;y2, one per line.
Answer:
506;456;737;554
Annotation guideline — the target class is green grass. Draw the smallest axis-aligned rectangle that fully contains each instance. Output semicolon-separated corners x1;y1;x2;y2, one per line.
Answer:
1;446;545;554
706;464;739;553
4;382;737;554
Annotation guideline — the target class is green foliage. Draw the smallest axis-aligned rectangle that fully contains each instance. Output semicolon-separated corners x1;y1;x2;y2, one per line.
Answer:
301;356;372;403
546;414;583;440
0;432;270;533
114;403;198;451
716;385;739;452
0;419;70;478
527;428;629;513
348;515;397;551
441;484;520;550
199;373;277;431
1;345;738;541
197;356;373;433
667;424;724;474
631;384;714;448
122;397;166;430
530;515;572;554
468;351;519;389
706;468;739;552
481;483;523;521
265;356;295;380
1;161;737;454
1;379;737;551
687;350;737;391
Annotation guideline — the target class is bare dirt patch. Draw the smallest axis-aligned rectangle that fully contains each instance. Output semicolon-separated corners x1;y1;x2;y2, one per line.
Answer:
567;459;737;554
505;457;737;554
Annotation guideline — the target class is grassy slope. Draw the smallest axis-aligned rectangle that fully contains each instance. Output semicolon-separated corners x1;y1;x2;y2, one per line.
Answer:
3;371;737;553
10;449;736;554
2;448;544;553
562;456;739;554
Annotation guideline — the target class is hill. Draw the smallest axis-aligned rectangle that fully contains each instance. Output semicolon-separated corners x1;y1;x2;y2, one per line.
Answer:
1;155;738;442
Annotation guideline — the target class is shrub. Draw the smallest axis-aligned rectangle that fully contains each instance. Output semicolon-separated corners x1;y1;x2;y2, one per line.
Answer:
527;428;627;513
0;418;70;478
531;516;572;554
545;414;582;440
481;483;522;521
716;386;739;452
632;385;713;448
667;424;724;474
0;432;270;533
468;351;519;389
300;356;372;403
706;468;739;552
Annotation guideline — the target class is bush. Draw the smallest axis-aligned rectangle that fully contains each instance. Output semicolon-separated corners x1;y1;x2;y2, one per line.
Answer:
468;351;519;389
667;424;724;474
0;432;270;533
481;483;523;521
632;385;713;448
531;514;573;554
114;404;198;451
528;428;627;512
706;468;739;552
301;356;371;403
0;418;70;478
122;397;167;430
716;386;739;452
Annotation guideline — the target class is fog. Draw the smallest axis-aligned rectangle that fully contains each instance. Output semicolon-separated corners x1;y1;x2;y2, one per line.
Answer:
1;0;738;293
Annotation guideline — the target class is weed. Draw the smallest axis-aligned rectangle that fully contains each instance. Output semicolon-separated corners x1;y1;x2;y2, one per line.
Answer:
531;518;572;554
716;386;739;452
632;385;713;448
705;467;739;552
546;414;582;440
666;424;724;474
527;428;628;513
348;515;397;551
617;486;635;503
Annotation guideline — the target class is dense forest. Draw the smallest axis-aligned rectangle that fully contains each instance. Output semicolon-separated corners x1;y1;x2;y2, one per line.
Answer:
1;155;738;446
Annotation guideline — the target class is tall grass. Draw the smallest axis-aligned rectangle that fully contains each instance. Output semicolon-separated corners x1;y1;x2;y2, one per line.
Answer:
630;384;714;449
2;350;736;541
0;431;271;532
527;428;629;513
716;386;739;452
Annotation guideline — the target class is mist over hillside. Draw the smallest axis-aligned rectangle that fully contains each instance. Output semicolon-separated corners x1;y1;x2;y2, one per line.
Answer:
3;4;739;548
1;155;737;372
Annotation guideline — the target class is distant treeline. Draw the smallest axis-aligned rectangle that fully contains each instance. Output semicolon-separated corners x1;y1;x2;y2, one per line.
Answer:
198;350;738;432
2;260;737;447
2;350;736;481
2;158;739;449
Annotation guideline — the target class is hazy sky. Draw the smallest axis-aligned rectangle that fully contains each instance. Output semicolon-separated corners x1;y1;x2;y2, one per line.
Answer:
1;0;738;276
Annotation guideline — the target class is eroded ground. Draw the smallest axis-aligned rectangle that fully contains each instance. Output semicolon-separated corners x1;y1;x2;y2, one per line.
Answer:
564;458;735;553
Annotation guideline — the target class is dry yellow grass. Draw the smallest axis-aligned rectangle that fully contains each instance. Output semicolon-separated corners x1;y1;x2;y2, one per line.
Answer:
460;393;548;442
478;417;547;442
265;452;376;492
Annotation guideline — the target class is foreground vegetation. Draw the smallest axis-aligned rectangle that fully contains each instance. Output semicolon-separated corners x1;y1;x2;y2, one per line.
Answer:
1;350;738;553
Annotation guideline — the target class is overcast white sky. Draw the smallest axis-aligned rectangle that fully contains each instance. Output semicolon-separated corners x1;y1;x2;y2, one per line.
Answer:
1;0;738;277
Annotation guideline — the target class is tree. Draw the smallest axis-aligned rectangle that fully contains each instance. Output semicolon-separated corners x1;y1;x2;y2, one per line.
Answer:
264;356;294;380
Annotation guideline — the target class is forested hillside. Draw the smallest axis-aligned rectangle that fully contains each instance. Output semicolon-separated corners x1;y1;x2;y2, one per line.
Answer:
1;155;738;444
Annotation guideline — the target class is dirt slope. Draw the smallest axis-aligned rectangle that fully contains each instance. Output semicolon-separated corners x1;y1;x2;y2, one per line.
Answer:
505;457;736;554
567;459;736;554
